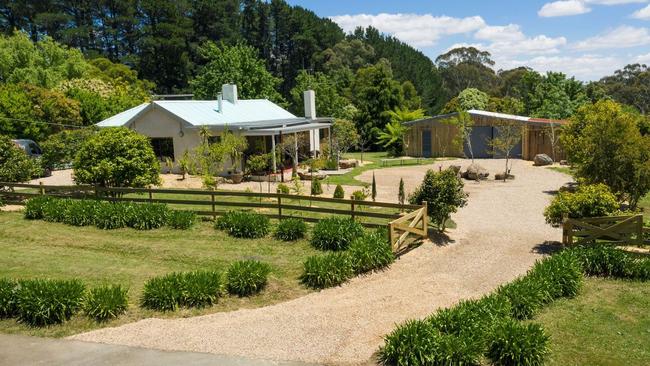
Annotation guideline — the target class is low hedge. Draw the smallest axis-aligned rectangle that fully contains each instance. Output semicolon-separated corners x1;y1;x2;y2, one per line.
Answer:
167;210;197;230
23;196;52;220
141;270;222;311
215;211;270;238
226;260;271;296
42;198;72;223
94;201;132;229
64;199;100;226
0;278;17;318
16;279;86;326
569;244;650;280
310;217;364;251
348;231;395;274
301;252;353;289
487;319;550;366
127;203;169;230
274;218;307;241
84;284;129;322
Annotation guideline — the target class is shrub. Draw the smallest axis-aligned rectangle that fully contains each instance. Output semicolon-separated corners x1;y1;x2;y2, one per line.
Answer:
310;179;323;195
409;169;467;231
0;134;40;183
301;252;353;289
274;218;307;241
351;189;368;201
277;183;290;194
23;196;52;220
310;217;364;251
127;203;169;230
64;199;99;226
0;278;17;318
84;284;128;321
141;273;184;311
181;270;222;308
544;184;618;226
333;184;345;199
569;245;638;278
94;201;132;230
325;159;338;170
215;211;270;238
226;260;271;296
348;231;395;274
16;279;86;326
167;210;197;230
487;319;550;366
42;198;72;223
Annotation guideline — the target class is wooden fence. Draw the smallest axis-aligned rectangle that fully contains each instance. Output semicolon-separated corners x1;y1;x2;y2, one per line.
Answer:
562;214;647;246
0;182;429;250
388;202;428;253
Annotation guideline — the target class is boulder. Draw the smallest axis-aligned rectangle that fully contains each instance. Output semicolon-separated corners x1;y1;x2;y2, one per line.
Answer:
534;154;553;166
495;172;515;180
339;159;358;169
463;163;489;180
560;160;569;166
447;165;462;174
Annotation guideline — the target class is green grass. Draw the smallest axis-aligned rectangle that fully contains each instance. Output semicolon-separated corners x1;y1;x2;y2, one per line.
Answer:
640;193;650;221
536;277;650;366
546;166;574;176
0;211;320;337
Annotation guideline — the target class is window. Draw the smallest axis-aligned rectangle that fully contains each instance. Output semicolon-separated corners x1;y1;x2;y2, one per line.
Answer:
150;138;175;160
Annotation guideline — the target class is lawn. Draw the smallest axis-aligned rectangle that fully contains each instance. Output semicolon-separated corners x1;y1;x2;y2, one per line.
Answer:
546;166;574;176
536;277;650;366
0;211;320;337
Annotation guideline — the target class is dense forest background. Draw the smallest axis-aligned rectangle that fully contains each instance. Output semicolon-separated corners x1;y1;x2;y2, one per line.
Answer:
0;0;649;144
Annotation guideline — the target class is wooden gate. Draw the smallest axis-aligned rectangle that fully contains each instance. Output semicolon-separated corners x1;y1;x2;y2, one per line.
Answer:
388;202;428;253
562;214;644;246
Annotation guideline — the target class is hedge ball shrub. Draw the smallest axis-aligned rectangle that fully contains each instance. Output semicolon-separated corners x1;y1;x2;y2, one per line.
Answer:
274;218;307;241
84;284;128;322
310;217;364;251
181;270;222;308
333;184;345;199
167;210;197;230
24;196;51;220
487;319;550;366
310;179;323;195
16;279;86;326
226;260;271;296
127;203;169;230
0;278;18;318
301;252;353;289
348;231;395;274
215;211;270;238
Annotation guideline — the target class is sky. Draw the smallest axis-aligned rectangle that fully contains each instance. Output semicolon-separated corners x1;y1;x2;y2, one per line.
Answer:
286;0;650;81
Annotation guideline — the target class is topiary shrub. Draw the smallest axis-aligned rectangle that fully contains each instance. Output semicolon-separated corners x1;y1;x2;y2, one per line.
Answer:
215;211;270;238
180;270;222;308
167;210;197;230
276;183;290;194
348;231;395;274
226;260;271;296
310;179;323;195
84;284;128;322
0;278;18;318
16;279;86;326
544;183;618;226
310;217;364;251
42;198;72;223
301;252;353;289
126;203;169;230
23;196;52;220
333;184;345;199
94;201;132;230
64;199;99;226
486;319;550;366
274;218;307;241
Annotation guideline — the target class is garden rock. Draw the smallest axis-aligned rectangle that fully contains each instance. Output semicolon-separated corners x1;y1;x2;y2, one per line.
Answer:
448;165;461;174
339;160;358;169
533;154;553;166
495;172;515;180
462;163;489;180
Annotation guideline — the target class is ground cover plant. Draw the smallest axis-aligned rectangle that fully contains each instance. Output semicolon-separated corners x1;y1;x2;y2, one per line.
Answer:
83;284;129;322
301;252;354;289
215;210;270;238
310;217;364;251
226;260;271;296
274;218;307;241
16;279;86;326
166;210;197;230
141;270;222;311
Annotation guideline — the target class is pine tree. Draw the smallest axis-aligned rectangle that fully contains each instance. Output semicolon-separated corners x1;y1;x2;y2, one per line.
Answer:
398;178;405;207
311;178;323;196
371;171;377;202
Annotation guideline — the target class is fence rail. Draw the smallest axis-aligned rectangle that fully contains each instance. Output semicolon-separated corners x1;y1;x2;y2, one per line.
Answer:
562;214;646;246
0;182;423;232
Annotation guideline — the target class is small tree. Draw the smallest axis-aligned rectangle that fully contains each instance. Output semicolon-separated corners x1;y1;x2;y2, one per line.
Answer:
333;184;345;199
489;120;523;182
177;150;192;180
541;123;561;163
371;171;377;202
398;178;406;208
221;128;248;174
409;169;467;231
73;128;160;189
278;134;308;174
444;111;474;162
311;179;323;196
40;128;96;169
331;119;359;167
0;135;40;183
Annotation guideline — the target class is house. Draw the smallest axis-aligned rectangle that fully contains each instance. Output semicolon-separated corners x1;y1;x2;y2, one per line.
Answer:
96;84;333;173
404;109;567;161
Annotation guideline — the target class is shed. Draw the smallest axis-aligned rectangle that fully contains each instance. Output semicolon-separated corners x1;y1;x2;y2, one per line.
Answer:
404;109;566;161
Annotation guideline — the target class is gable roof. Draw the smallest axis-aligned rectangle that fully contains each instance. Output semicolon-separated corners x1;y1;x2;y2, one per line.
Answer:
404;109;568;126
96;99;306;128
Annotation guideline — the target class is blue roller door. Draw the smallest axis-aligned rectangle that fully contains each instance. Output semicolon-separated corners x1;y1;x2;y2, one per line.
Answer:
463;126;522;159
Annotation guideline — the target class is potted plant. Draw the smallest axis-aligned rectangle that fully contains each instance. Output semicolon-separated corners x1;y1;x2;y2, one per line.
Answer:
221;129;248;184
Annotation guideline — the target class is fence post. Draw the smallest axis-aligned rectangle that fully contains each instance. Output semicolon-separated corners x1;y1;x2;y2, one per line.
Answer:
211;191;216;220
277;194;283;220
148;186;153;203
39;181;44;195
635;214;643;245
388;222;396;251
422;201;428;237
350;197;355;221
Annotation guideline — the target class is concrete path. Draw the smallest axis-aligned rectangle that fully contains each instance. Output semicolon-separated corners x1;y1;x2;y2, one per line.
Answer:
68;159;571;365
0;334;315;366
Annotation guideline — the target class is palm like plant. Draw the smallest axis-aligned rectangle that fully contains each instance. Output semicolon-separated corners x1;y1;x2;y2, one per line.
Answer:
378;108;424;157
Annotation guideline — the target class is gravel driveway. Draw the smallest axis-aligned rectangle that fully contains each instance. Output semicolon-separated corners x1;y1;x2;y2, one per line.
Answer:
69;159;572;365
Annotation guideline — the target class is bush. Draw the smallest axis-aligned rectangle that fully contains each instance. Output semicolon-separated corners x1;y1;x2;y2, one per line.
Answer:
409;169;467;231
84;284;128;321
127;203;169;230
42;198;72;223
333;184;345;199
487;319;549;366
301;252;353;289
0;278;17;318
226;260;271;296
215;211;270;238
310;179;323;195
16;279;86;326
0;134;40;183
276;183;290;194
167;210;197;230
94;201;132;230
274;218;307;241
310;217;364;251
141;271;222;311
325;159;338;170
64;199;99;226
23;196;51;220
348;231;395;274
569;244;646;279
141;273;184;311
544;184;618;226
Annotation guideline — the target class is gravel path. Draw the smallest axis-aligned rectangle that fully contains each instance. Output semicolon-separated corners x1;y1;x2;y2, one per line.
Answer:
68;159;571;365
